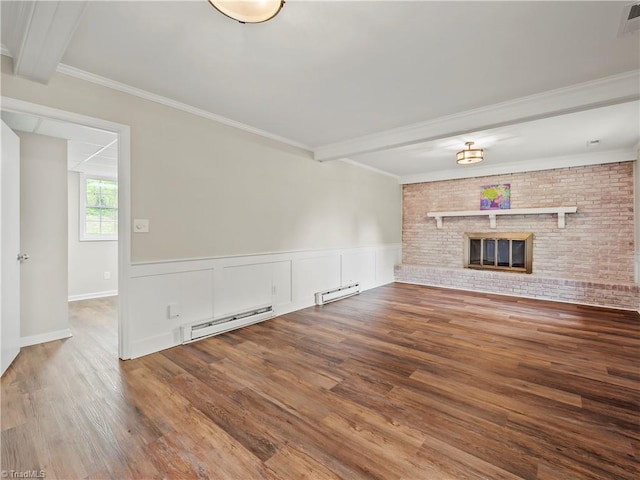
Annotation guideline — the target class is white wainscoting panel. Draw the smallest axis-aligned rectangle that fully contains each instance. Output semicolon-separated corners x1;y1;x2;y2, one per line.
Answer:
342;251;376;289
376;246;402;285
292;255;342;307
179;269;215;326
215;262;275;318
272;260;293;309
129;269;214;357
127;244;400;358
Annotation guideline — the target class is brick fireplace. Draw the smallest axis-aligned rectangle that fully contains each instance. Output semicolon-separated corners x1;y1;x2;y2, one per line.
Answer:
396;161;639;311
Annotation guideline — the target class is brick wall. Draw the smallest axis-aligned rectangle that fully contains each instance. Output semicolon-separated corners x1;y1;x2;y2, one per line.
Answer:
398;162;638;310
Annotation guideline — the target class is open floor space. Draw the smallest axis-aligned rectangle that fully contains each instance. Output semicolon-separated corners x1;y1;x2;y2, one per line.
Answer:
1;3;639;479
2;283;639;479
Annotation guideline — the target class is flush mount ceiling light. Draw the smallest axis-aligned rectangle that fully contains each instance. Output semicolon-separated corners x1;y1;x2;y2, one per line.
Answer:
456;141;484;165
208;0;285;24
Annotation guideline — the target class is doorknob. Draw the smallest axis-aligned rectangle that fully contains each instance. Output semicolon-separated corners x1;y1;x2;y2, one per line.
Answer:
17;253;30;261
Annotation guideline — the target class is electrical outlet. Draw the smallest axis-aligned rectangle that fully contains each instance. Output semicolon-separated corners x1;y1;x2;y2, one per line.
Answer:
104;271;111;280
168;303;181;319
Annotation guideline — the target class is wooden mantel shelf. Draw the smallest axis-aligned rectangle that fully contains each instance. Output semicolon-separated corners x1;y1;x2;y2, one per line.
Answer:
427;206;578;229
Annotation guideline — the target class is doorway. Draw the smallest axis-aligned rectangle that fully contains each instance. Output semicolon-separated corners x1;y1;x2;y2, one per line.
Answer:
0;97;131;359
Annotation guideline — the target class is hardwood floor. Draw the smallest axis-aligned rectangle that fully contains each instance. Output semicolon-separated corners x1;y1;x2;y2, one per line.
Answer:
1;284;639;479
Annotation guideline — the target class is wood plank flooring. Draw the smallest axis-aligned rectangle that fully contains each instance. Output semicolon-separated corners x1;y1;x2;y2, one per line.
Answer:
1;283;639;479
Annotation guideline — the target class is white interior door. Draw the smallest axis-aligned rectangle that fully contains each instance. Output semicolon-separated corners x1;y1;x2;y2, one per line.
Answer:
1;120;22;375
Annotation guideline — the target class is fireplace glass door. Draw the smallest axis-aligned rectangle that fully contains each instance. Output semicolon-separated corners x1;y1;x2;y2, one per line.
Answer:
464;233;533;273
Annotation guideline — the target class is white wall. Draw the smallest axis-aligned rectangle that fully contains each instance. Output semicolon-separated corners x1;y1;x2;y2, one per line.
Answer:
1;55;402;357
18;132;70;345
68;171;118;300
0;56;402;263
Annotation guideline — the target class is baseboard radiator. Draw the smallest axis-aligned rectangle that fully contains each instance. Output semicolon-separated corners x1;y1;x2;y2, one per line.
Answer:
181;305;274;343
315;283;360;305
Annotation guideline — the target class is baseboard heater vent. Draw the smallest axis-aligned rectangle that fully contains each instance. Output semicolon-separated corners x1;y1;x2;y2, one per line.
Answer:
315;283;360;305
181;305;274;343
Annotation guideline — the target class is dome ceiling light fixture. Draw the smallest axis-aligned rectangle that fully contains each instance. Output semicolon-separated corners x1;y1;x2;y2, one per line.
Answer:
456;141;484;165
208;0;285;24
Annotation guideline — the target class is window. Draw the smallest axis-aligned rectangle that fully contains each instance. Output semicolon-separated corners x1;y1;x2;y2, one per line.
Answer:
464;232;533;273
80;175;118;241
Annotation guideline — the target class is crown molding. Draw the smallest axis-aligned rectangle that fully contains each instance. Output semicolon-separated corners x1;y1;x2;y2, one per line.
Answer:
399;148;638;184
55;63;313;152
338;158;400;181
314;70;640;162
3;49;311;150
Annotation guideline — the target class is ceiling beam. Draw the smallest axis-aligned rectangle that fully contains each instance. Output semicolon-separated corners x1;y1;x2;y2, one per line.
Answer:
1;0;87;84
313;70;640;162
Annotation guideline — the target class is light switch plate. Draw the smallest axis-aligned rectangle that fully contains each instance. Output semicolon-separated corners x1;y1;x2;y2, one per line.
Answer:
133;219;149;233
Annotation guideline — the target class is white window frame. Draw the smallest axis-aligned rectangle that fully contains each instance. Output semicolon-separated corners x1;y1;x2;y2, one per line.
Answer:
79;173;118;241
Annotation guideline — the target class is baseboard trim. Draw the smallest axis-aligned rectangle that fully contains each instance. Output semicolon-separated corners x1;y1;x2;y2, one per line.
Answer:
68;290;118;302
21;329;73;347
130;332;177;359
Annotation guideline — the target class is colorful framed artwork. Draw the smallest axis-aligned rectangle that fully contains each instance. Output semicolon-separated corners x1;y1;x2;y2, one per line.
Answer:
480;184;511;210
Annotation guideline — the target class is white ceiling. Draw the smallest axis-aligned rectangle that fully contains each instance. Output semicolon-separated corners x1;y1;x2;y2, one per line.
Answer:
354;101;640;182
1;1;639;182
1;110;118;177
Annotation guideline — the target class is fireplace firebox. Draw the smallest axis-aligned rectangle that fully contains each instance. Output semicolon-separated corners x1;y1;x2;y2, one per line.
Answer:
464;232;533;273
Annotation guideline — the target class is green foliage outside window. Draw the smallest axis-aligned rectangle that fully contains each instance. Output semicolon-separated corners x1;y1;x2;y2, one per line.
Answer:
84;177;118;239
